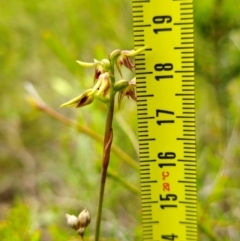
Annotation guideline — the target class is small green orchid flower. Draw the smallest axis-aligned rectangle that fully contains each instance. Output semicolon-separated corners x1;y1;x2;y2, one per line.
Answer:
93;72;111;97
118;77;137;108
93;59;110;81
60;89;94;108
110;46;148;77
76;59;110;81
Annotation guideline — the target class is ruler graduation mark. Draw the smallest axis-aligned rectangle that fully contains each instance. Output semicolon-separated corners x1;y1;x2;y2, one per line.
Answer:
132;0;197;240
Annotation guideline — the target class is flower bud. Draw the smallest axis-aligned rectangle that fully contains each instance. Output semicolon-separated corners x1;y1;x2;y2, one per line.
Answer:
77;208;91;236
100;59;110;71
66;214;79;230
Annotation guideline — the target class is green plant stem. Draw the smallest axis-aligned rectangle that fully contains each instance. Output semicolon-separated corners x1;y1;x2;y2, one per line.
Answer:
198;223;218;241
95;84;115;241
79;235;84;241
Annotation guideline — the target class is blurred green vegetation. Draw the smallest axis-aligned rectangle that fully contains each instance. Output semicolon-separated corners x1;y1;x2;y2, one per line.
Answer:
0;0;240;240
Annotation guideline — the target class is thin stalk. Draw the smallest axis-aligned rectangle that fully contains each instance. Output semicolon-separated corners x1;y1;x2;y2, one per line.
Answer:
26;95;138;170
107;168;140;195
95;81;115;241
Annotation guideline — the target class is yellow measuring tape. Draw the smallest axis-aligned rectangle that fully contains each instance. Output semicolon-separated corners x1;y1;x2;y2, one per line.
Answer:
132;0;197;240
